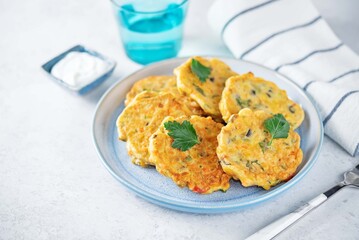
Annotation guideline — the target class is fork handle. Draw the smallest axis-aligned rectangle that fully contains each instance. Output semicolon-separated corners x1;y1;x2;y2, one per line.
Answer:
246;184;344;240
245;194;327;240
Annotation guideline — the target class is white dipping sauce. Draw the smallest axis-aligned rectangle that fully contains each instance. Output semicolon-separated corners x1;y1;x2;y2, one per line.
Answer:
51;51;108;87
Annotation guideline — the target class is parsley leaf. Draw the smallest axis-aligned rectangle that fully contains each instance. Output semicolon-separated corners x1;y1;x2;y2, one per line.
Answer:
264;114;290;145
191;59;211;83
164;120;200;151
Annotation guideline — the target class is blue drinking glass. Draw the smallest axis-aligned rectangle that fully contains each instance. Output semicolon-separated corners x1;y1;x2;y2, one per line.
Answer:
111;0;189;65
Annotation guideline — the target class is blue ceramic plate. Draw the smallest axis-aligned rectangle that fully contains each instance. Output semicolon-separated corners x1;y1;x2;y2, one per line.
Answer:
92;57;323;213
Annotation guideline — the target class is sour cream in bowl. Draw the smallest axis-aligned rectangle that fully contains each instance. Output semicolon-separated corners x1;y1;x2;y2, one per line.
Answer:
42;45;116;94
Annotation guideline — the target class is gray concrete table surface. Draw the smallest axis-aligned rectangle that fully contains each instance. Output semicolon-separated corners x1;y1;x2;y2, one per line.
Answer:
0;0;358;239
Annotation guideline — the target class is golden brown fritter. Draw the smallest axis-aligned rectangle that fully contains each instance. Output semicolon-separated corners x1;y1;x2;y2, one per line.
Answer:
174;57;237;119
219;72;304;129
217;108;303;190
125;76;177;106
149;115;231;194
125;75;204;115
117;91;192;167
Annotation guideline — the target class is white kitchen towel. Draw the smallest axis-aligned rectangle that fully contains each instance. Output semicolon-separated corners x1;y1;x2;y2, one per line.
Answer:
208;0;359;156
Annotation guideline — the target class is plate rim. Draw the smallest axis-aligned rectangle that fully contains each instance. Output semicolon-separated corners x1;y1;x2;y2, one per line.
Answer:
92;57;324;213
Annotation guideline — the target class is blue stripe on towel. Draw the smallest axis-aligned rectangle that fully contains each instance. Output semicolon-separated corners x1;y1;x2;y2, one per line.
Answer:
303;68;359;90
329;69;359;83
323;90;359;126
221;0;279;37
303;81;314;91
240;16;322;59
275;43;344;71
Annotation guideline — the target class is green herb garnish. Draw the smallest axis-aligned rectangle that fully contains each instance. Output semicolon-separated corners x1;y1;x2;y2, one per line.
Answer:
236;97;251;108
194;85;205;96
164;120;200;151
265;114;290;144
259;114;290;151
259;140;269;153
191;59;211;83
246;160;264;171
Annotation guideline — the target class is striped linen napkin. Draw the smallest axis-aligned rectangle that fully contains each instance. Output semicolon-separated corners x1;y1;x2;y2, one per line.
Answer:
208;0;359;156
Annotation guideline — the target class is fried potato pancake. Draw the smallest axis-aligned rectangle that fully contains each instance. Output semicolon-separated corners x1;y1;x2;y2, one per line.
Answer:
149;115;231;194
174;57;237;119
217;108;303;190
125;75;204;115
125;76;176;106
219;72;304;129
117;91;192;167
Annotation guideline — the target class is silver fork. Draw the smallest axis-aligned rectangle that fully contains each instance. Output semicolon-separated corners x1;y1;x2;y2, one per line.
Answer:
246;164;359;240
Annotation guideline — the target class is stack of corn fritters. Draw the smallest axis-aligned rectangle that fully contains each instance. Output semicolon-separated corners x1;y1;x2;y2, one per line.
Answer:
117;57;304;193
